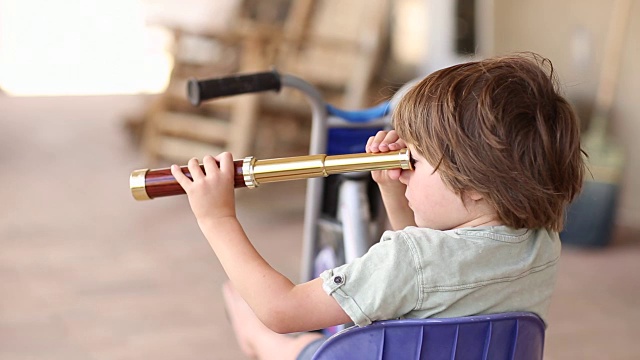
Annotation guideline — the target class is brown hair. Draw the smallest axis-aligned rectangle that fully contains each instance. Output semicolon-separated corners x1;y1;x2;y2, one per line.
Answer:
394;53;585;231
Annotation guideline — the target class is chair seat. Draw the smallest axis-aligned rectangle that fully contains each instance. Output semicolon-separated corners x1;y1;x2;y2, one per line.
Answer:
312;312;545;360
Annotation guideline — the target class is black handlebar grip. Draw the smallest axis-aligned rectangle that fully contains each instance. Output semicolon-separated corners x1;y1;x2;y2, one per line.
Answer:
187;70;281;106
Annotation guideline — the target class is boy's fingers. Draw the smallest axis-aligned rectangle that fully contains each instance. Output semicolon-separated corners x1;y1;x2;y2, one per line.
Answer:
386;168;402;181
365;130;407;154
373;131;388;144
170;165;190;188
371;130;406;153
366;136;375;152
202;155;218;175
214;152;234;175
387;138;407;150
382;130;400;144
368;131;389;153
187;157;204;180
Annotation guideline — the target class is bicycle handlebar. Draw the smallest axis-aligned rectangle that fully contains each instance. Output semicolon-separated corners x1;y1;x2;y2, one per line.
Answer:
326;102;391;123
187;70;282;106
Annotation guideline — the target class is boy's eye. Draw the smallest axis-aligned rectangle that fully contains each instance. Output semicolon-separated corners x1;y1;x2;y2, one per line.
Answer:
409;155;417;167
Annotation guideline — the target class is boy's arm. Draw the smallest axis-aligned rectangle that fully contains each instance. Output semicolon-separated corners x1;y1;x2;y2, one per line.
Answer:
199;218;350;333
171;154;350;334
199;217;350;333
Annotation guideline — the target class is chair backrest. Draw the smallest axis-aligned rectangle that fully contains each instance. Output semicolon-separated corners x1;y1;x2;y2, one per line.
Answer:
311;312;545;360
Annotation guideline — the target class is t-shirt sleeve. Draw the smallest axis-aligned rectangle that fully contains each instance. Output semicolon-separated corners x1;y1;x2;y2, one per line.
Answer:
319;230;420;326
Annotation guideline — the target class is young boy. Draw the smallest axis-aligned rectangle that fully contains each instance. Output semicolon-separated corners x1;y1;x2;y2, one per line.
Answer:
170;52;585;359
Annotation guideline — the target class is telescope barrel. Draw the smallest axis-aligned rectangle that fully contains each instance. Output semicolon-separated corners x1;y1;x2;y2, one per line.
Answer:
130;149;412;201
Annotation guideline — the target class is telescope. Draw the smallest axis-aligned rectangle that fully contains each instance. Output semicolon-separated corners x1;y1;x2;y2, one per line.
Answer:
130;149;412;200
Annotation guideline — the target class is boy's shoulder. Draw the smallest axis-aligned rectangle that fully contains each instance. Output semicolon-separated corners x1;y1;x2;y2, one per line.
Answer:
379;226;560;295
381;226;558;252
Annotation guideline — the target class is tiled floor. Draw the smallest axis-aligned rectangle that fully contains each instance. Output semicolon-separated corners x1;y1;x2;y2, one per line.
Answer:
1;95;639;359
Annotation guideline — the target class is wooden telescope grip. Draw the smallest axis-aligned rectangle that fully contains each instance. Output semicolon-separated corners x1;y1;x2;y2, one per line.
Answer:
130;160;246;200
130;149;412;201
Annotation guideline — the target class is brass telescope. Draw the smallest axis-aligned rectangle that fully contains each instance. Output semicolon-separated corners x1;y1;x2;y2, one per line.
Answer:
130;149;412;200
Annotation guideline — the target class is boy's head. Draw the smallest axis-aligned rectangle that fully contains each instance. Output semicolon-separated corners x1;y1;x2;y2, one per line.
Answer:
394;53;585;231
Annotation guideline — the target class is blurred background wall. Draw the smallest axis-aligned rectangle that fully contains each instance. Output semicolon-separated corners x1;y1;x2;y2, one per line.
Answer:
492;0;639;229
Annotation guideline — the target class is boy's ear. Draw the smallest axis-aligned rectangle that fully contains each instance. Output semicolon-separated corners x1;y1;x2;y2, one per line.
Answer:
467;190;484;201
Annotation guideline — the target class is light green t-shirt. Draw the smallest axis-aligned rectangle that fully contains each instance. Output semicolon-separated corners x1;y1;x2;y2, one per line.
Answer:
320;226;560;327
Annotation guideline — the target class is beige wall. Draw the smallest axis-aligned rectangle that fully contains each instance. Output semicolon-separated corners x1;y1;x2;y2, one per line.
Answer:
493;0;640;228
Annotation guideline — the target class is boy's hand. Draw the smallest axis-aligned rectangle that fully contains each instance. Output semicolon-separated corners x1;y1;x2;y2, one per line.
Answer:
170;152;236;222
366;130;415;229
366;130;407;184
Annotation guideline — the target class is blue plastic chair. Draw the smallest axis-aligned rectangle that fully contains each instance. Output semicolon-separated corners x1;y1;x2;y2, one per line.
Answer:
311;312;545;360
